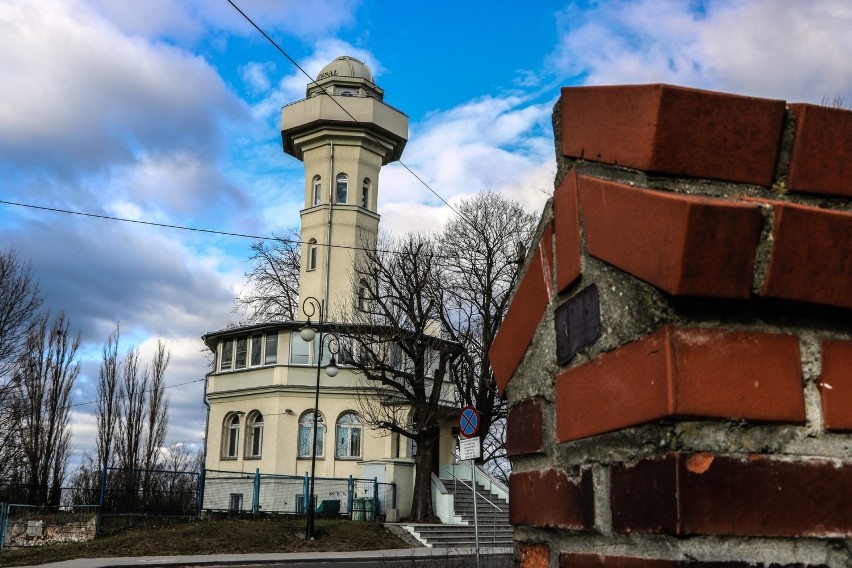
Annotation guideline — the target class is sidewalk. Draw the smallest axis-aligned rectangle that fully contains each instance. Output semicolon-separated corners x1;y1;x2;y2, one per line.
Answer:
30;545;513;568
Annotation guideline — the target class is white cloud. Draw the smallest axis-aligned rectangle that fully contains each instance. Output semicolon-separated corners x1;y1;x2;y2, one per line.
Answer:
551;0;852;103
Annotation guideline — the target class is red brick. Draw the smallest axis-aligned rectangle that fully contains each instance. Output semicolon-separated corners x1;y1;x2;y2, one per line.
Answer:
578;177;762;298
519;543;549;568
556;326;805;441
611;453;851;538
787;104;852;197
554;170;581;294
755;200;852;309
509;469;594;529
818;339;852;431
560;85;785;185
490;233;553;396
506;397;545;456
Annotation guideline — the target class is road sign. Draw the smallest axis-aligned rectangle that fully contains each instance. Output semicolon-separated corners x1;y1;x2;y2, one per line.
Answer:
459;406;480;438
459;437;481;460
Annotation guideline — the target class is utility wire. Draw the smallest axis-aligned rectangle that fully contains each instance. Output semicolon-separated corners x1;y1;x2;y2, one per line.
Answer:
225;0;479;231
0;199;400;256
70;378;205;409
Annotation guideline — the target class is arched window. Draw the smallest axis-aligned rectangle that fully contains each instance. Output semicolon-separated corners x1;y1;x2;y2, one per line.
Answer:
246;411;263;458
298;410;325;458
361;178;370;208
307;239;318;271
312;175;322;206
223;414;240;458
335;173;348;204
336;412;362;459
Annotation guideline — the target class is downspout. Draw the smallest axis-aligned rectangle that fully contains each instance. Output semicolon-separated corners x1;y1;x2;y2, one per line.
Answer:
324;142;334;316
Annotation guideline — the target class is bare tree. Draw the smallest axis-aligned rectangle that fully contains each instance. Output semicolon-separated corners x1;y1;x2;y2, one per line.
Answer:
0;248;43;378
345;233;461;522
116;347;148;473
143;339;170;492
436;192;537;482
235;230;301;322
12;311;79;505
96;323;121;470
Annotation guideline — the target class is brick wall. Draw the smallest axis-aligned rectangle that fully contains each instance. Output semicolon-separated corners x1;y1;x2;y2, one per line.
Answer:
490;84;852;567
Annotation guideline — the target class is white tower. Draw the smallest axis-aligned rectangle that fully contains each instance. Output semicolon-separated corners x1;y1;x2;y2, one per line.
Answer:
281;56;408;319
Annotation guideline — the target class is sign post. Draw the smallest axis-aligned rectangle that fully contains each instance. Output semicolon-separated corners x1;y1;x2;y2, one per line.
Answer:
459;406;481;568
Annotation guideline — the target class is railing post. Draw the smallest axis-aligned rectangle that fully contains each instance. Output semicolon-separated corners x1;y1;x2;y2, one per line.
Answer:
347;475;354;517
96;462;108;537
0;502;9;550
303;472;309;514
195;468;205;515
252;469;260;513
372;477;378;521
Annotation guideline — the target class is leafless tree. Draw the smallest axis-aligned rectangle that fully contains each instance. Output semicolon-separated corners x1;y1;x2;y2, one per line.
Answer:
235;230;301;322
116;346;148;473
436;192;537;481
821;94;852;110
345;233;461;522
11;311;79;505
0;248;43;378
143;339;170;492
96;323;121;470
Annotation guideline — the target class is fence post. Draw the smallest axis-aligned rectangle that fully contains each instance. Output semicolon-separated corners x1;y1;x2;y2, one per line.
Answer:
252;469;260;513
96;462;108;536
0;502;8;550
347;475;354;517
372;477;378;521
303;473;309;514
392;482;397;510
195;468;206;515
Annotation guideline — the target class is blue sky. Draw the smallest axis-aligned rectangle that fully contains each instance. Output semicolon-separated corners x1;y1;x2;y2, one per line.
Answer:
1;0;851;469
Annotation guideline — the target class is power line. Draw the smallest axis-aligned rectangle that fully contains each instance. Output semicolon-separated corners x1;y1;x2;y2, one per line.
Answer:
70;377;205;409
225;0;479;231
0;199;398;256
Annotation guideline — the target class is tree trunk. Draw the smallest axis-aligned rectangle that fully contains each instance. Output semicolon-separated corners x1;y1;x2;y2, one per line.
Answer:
409;431;438;523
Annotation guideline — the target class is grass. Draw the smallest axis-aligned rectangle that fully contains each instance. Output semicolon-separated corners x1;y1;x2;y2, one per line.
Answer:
0;517;410;567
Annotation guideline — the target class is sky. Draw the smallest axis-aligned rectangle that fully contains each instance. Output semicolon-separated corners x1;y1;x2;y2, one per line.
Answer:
2;0;851;473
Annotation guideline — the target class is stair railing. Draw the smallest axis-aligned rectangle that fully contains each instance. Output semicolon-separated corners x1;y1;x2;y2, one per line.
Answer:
443;469;504;543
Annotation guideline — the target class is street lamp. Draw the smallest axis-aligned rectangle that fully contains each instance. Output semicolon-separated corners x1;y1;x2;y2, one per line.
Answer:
301;296;339;540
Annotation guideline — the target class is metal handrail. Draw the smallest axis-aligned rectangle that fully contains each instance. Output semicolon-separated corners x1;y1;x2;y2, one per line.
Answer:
443;469;504;544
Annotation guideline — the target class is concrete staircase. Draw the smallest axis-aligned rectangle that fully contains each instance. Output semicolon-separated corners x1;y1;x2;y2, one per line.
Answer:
404;479;512;548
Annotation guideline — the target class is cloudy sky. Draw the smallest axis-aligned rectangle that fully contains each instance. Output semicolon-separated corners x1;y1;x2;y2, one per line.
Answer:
1;0;850;471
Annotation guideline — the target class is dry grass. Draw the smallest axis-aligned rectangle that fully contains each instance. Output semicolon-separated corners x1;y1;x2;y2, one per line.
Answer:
0;517;409;567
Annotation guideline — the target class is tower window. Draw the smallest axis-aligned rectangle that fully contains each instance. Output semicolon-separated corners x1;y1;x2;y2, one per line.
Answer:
307;239;318;271
312;176;322;205
223;414;240;459
361;178;370;209
246;412;263;458
336;174;348;204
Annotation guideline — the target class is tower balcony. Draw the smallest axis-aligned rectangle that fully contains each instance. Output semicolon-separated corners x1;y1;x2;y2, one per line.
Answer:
281;93;408;163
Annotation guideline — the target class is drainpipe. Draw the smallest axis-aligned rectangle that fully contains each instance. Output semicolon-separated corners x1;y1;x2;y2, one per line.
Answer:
324;142;334;315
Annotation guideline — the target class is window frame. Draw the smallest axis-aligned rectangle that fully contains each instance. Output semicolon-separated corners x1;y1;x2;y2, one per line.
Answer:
219;333;278;372
298;410;325;459
246;411;264;459
222;414;240;459
312;175;322;206
335;173;348;204
307;239;318;271
335;412;362;459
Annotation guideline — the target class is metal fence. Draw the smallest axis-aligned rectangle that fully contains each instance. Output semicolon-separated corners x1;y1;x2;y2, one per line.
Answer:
201;469;396;520
100;467;200;515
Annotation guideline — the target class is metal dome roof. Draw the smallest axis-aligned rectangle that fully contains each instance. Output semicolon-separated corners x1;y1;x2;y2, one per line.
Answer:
316;56;374;83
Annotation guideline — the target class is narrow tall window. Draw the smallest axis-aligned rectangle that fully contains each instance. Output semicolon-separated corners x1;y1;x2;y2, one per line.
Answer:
312;175;322;205
307;239;318;271
361;178;370;208
357;279;368;311
235;336;247;369
264;332;278;364
220;338;233;371
289;332;310;365
336;412;362;459
247;412;263;458
336;173;348;204
250;333;262;366
298;411;325;458
223;414;240;458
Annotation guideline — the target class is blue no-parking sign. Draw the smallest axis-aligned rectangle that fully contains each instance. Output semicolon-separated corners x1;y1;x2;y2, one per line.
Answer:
459;406;480;438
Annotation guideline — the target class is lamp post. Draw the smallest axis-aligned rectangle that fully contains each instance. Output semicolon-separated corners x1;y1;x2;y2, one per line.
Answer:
300;296;340;540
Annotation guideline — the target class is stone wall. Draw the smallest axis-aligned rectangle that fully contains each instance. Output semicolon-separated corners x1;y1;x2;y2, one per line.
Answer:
490;84;852;567
5;517;96;547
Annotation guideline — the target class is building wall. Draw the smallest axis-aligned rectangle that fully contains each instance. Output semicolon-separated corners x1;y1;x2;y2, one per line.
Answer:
491;84;852;567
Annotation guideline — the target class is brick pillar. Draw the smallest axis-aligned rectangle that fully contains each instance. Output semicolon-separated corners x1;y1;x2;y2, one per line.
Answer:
491;84;852;567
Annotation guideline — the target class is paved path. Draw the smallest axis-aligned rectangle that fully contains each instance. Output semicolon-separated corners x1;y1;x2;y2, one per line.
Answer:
30;546;513;568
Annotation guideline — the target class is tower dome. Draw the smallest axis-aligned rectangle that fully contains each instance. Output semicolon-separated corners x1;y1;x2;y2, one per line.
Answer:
307;55;384;99
317;56;374;83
